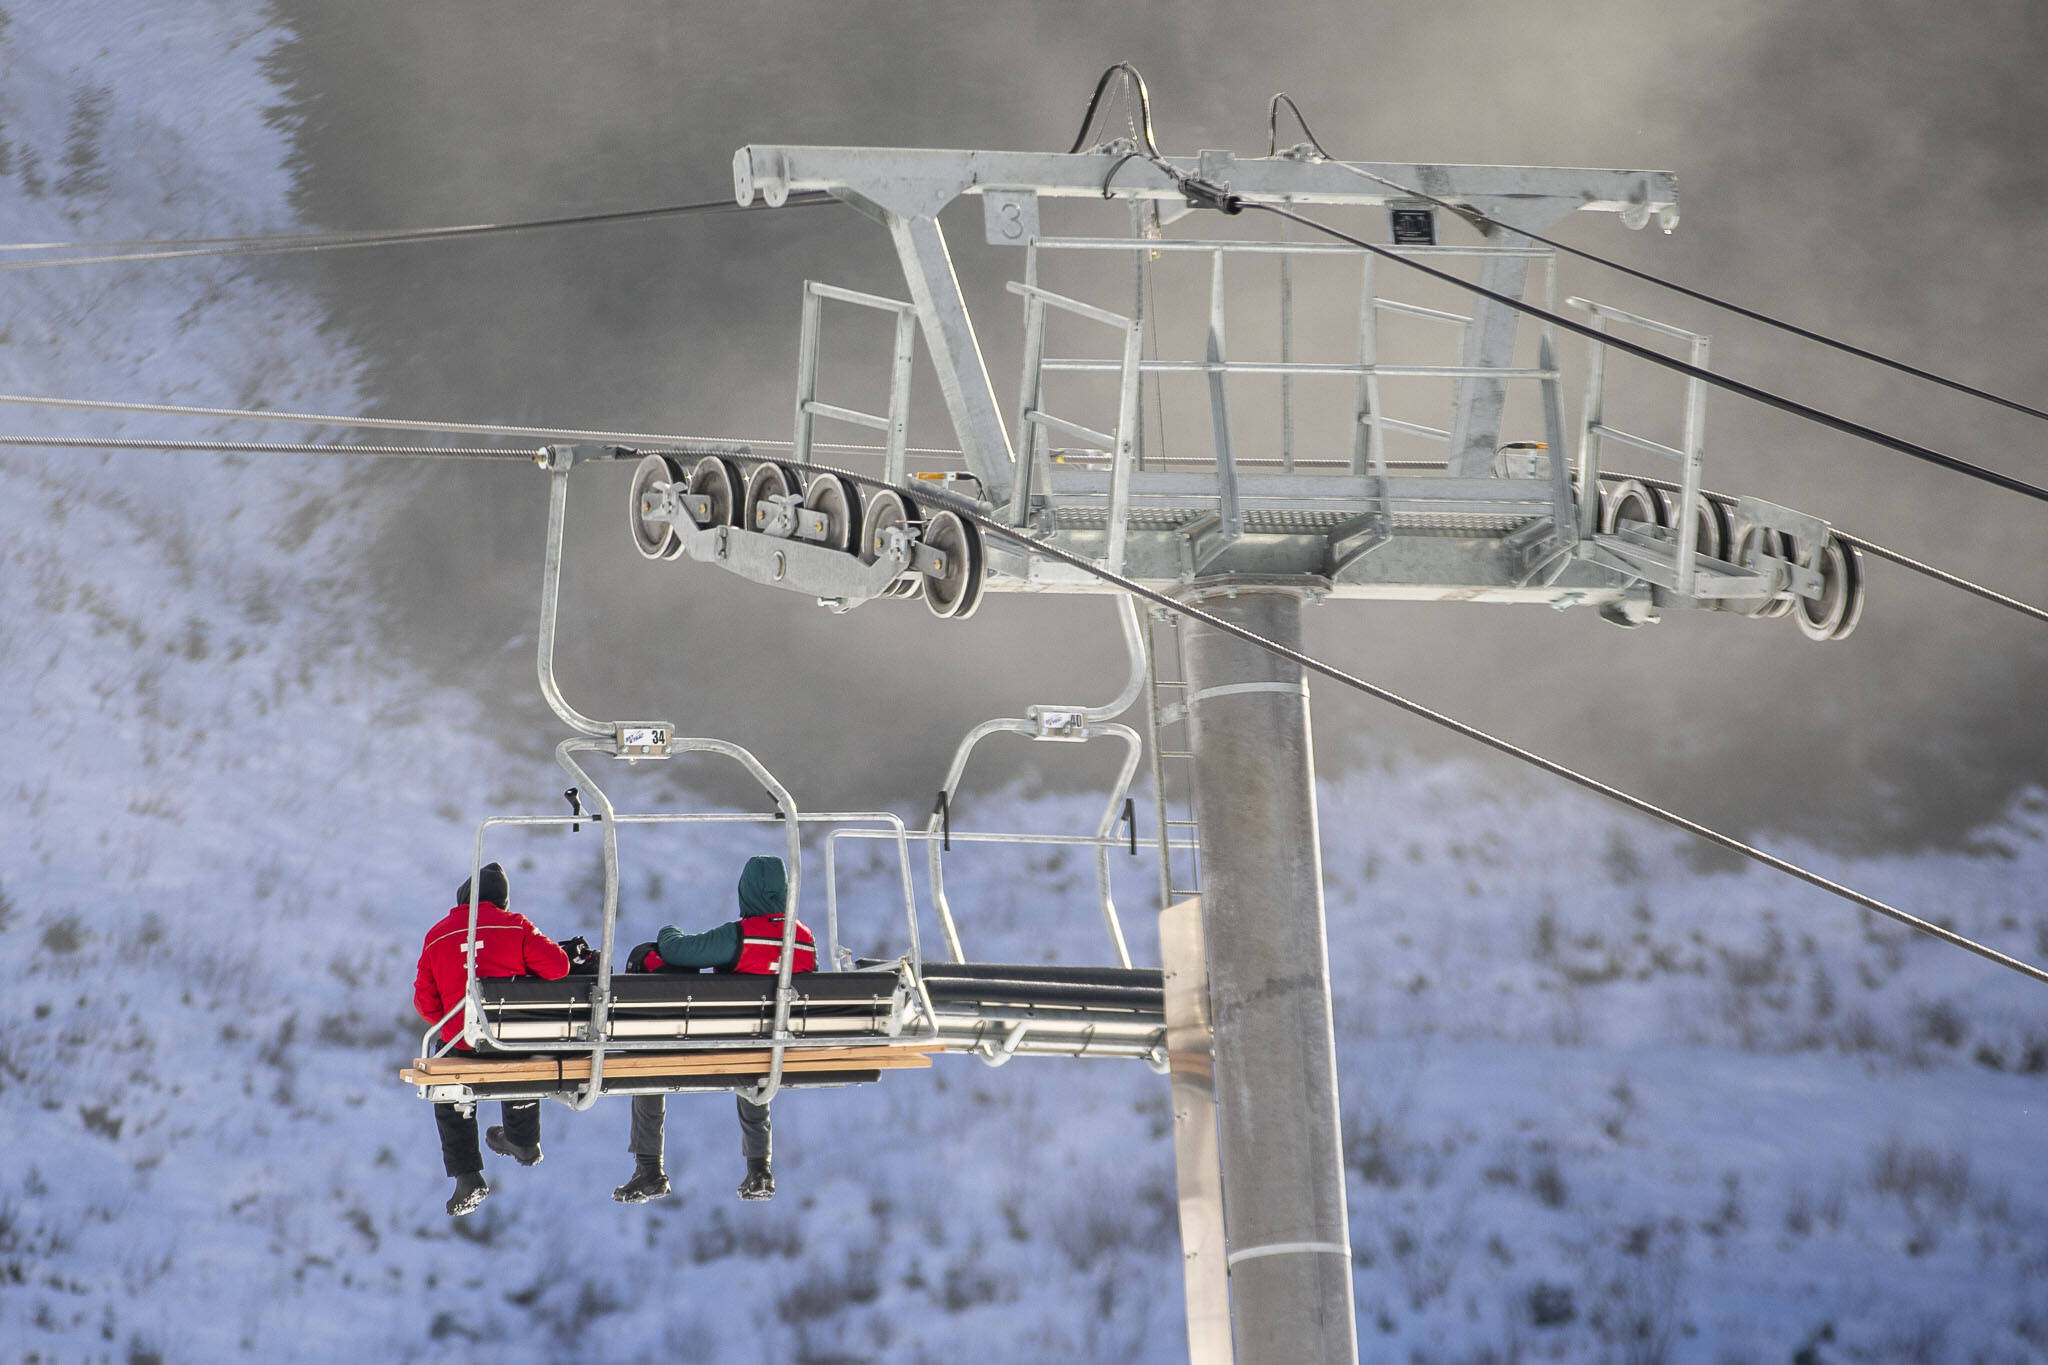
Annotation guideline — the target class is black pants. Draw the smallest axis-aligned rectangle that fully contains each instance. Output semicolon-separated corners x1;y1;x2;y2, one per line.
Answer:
435;1099;539;1177
629;1094;771;1163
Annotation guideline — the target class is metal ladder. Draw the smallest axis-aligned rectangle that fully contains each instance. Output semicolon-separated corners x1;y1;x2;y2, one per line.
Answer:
1142;605;1202;911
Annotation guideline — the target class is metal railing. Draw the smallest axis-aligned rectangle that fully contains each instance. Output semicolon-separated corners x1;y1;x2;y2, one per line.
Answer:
1018;233;1566;533
1571;296;1712;595
1007;280;1143;572
794;280;918;486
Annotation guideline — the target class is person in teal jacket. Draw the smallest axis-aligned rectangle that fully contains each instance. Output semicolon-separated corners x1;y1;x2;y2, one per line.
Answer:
614;855;816;1205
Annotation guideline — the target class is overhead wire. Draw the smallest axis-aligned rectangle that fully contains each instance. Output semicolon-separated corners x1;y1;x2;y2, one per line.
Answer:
5;388;2041;620
1154;104;2048;502
5;69;2035;975
0;193;834;271
0;435;527;459
1217;193;2048;505
749;452;2048;991
0;390;967;456
1614;470;2048;625
11;415;2041;981
0;431;967;460
1264;91;2048;428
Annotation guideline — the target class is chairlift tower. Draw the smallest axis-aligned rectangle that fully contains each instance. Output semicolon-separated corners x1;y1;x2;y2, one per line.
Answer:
615;137;1867;1365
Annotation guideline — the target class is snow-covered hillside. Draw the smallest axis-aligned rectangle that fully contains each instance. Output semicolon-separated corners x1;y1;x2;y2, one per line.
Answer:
4;7;2048;1363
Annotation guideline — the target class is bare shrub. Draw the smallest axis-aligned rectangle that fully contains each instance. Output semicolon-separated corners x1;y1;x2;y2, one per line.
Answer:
1912;1000;1968;1050
1602;1074;1637;1144
40;914;83;955
1870;1139;1972;1221
1877;1313;1948;1361
941;1262;1007;1312
1526;1281;1576;1328
1050;1175;1169;1271
1530;901;1559;962
1784;1184;1813;1238
777;1249;882;1324
1834;1008;1888;1054
1808;964;1835;1022
1703;1174;1745;1237
1345;1110;1410;1189
1603;831;1646;884
1597;1220;1687;1365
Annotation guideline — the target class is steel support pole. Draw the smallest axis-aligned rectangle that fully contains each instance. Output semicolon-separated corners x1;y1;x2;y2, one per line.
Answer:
1177;586;1356;1364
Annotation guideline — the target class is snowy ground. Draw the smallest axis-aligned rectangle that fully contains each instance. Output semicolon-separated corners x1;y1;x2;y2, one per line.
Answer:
5;6;2048;1363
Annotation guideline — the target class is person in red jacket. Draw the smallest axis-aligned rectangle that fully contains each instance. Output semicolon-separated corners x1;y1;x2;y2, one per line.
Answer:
612;854;815;1206
413;861;571;1216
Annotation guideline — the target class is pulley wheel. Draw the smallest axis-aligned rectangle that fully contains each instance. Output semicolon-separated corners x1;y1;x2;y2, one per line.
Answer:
802;472;863;554
861;487;924;598
1829;539;1866;641
627;453;688;561
1689;495;1732;562
743;461;798;534
1790;534;1849;641
1730;522;1793;618
1600;478;1658;535
1644;483;1675;528
687;455;746;528
918;509;984;620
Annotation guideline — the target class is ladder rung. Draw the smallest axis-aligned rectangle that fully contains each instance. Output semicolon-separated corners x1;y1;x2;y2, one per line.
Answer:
1166;819;1200;827
1161;750;1194;760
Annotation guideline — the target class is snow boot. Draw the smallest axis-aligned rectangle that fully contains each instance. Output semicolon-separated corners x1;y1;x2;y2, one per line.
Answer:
612;1158;672;1205
446;1172;490;1217
485;1125;542;1167
737;1157;774;1202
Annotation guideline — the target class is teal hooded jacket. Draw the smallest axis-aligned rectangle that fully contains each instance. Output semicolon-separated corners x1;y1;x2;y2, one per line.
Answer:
654;855;788;970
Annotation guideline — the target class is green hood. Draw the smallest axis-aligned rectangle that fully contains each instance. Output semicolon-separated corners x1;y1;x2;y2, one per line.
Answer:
737;855;788;918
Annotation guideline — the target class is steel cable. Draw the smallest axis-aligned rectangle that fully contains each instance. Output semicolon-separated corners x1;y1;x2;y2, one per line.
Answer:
763;455;2048;989
6;401;2041;621
1263;92;2048;428
0;194;832;271
1221;196;2048;505
0;435;529;459
0;393;967;458
10;419;2039;981
1616;471;2048;625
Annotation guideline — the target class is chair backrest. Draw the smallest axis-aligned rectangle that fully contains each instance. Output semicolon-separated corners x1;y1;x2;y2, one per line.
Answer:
474;969;905;1046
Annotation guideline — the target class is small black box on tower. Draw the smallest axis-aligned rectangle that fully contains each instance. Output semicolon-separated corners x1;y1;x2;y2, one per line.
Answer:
1389;205;1436;246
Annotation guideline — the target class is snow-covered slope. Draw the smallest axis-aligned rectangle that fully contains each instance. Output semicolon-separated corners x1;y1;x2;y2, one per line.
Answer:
4;7;2047;1363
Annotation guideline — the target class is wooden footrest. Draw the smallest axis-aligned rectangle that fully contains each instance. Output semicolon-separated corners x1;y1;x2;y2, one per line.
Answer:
402;1044;933;1087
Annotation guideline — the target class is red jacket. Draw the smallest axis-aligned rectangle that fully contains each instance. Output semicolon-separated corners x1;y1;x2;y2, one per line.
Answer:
735;913;817;975
414;901;570;1047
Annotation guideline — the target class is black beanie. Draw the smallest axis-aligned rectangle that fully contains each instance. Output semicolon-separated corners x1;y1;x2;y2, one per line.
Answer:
456;861;510;909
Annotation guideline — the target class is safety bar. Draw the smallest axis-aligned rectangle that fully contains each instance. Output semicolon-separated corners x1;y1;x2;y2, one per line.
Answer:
926;720;1144;967
919;596;1151;967
829;823;1200;958
456;807;937;1066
